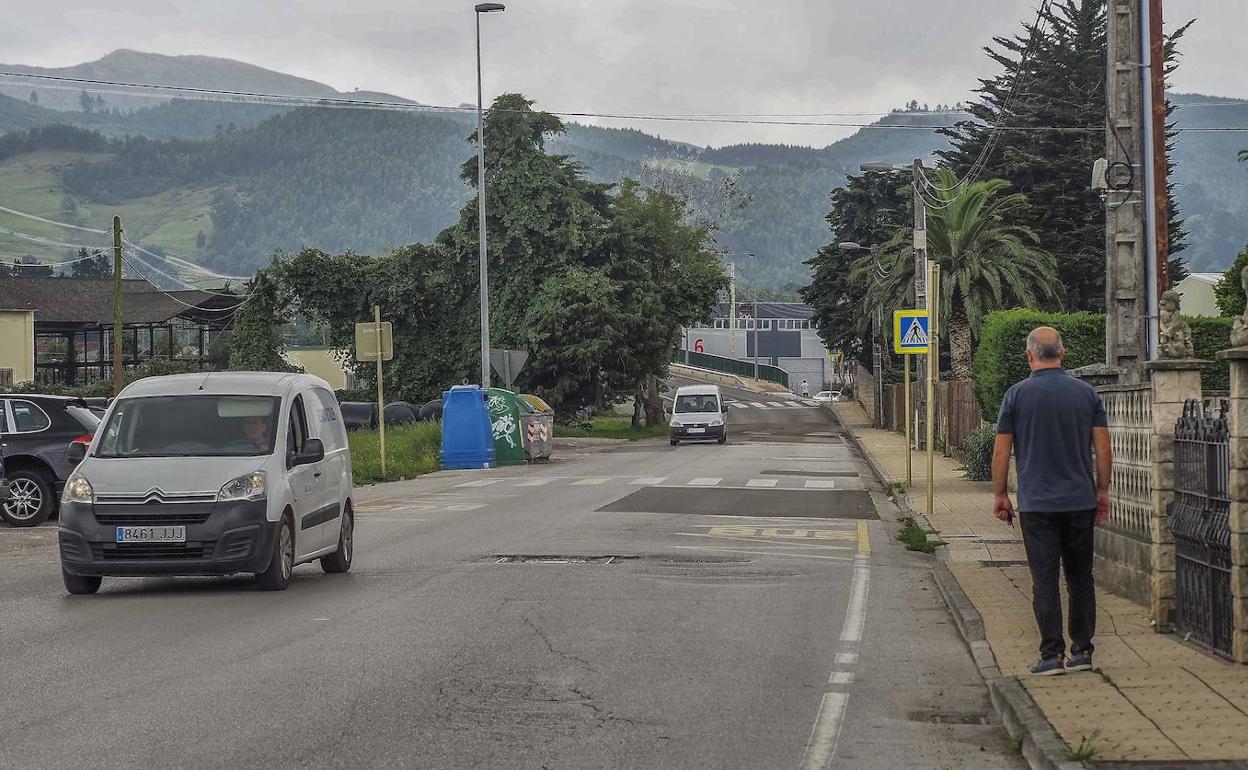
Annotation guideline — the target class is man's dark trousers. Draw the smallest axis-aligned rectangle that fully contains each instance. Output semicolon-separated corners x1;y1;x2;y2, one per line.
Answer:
1019;510;1097;658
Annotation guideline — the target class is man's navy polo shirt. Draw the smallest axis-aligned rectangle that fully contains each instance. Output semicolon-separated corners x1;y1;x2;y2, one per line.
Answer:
995;367;1108;512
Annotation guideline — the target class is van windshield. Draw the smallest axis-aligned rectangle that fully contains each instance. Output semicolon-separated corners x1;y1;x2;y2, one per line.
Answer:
674;394;720;413
96;395;281;458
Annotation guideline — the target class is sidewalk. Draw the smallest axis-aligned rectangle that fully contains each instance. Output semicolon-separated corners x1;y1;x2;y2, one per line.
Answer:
850;424;1248;764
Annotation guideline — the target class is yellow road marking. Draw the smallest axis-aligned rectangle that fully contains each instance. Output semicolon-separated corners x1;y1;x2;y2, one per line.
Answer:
670;545;854;562
707;525;857;541
677;532;855;550
857;521;871;556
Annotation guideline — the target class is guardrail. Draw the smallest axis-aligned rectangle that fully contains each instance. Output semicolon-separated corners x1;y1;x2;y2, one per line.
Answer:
672;350;789;389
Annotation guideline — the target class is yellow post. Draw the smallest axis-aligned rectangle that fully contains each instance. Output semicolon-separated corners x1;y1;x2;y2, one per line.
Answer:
903;353;911;488
926;262;941;521
374;304;386;479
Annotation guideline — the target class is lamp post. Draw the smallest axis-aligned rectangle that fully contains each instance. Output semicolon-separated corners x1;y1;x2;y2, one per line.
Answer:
475;2;505;388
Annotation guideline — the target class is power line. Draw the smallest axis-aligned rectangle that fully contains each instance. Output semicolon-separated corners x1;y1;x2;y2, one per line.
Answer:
119;253;251;313
122;247;249;298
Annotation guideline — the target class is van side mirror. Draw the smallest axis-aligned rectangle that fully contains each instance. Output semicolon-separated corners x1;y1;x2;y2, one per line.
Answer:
292;438;325;467
722;404;730;414
67;441;87;466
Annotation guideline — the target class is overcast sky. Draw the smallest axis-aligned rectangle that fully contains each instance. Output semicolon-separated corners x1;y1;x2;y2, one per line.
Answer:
3;0;1244;147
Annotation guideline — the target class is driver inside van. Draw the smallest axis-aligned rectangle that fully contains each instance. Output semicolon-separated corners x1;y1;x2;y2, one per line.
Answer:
241;415;270;452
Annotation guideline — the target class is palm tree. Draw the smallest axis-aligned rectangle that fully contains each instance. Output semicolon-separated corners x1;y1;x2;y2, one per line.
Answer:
852;169;1059;380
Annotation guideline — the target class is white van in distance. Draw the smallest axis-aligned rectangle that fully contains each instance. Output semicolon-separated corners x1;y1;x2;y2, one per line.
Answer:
669;383;729;445
57;372;354;594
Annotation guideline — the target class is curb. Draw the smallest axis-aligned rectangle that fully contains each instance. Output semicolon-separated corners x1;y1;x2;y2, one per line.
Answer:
835;419;938;532
932;564;1085;770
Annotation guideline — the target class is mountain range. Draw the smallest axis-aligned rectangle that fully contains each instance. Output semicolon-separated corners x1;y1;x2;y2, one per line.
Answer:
0;50;1245;289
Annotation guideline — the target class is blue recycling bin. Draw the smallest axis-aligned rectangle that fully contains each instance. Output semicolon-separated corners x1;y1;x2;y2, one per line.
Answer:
440;385;497;470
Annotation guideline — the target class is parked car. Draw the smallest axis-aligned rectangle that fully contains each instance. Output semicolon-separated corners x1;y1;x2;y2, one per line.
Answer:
57;372;354;594
0;395;98;527
669;383;729;446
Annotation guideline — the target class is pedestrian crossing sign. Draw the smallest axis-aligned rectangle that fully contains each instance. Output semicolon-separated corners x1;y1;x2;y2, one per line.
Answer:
893;310;930;354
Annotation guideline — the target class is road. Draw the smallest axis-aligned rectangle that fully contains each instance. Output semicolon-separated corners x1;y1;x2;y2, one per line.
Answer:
0;378;1022;769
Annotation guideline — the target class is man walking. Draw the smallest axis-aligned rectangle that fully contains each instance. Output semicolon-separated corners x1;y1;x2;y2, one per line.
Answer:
991;327;1111;676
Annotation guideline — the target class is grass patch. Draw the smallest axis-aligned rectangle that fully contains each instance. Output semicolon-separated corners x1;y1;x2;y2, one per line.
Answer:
1066;734;1099;761
885;480;907;498
349;421;441;484
897;515;947;554
556;416;669;441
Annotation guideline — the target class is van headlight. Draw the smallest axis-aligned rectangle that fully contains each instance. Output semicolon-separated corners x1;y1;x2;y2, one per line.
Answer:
218;472;266;502
64;473;94;504
708;417;724;427
669;418;682;427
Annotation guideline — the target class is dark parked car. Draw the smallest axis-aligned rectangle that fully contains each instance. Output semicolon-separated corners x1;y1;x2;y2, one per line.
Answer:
0;395;99;527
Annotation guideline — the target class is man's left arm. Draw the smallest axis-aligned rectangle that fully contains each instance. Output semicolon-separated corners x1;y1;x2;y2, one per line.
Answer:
1093;426;1112;523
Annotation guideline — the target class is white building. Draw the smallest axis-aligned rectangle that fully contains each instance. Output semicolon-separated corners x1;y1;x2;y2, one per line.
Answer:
681;302;843;389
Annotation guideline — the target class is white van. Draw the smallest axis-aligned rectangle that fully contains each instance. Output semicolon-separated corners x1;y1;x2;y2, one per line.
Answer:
669;383;729;446
57;372;354;594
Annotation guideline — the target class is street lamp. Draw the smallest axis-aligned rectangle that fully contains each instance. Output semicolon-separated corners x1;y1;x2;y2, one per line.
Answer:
475;2;505;388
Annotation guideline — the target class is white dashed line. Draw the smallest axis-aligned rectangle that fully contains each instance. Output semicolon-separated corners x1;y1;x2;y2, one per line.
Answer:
826;672;855;685
571;478;610;486
804;480;837;489
630;477;667;486
687;477;723;486
834;652;858;665
745;478;779;488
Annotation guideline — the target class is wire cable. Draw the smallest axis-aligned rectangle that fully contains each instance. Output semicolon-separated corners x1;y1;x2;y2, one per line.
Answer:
119;253;251;313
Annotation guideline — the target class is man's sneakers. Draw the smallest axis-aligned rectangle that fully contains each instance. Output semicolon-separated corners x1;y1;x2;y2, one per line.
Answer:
1028;656;1066;676
1027;653;1094;676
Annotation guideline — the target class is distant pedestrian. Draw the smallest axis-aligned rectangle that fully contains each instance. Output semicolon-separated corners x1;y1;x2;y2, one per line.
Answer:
991;326;1111;676
799;379;810;398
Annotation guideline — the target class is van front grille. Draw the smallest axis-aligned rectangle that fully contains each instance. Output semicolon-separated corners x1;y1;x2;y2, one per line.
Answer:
92;542;215;561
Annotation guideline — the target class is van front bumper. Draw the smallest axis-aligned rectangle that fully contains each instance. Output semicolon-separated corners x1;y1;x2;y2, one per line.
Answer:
57;499;278;577
670;425;725;440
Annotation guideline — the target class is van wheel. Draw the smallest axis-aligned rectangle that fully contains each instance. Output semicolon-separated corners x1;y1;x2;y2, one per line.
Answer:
62;569;101;595
321;505;353;574
2;469;54;527
718;433;727;445
670;439;679;446
256;517;294;591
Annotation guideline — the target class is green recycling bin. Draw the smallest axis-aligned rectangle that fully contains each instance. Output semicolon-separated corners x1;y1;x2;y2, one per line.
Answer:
486;388;527;466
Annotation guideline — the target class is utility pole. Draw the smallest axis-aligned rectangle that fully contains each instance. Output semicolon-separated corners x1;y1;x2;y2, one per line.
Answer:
111;216;123;397
873;306;883;428
1145;0;1169;306
728;262;737;359
753;298;759;380
474;3;505;388
926;262;941;521
912;158;929;452
1104;0;1150;380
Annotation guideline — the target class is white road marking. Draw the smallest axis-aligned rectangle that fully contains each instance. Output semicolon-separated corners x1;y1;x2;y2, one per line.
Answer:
731;403;750;409
630;477;667;485
745;478;779;488
571;478;610;486
804;480;837;489
456;479;503;488
750;402;768;408
767;401;786;408
513;478;554;486
835;652;858;665
799;693;849;770
687;477;722;486
800;554;870;769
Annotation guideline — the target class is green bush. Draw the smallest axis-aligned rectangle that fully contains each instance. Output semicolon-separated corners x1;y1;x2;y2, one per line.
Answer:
974;310;1233;418
973;310;1105;421
960;423;997;481
1188;316;1233;391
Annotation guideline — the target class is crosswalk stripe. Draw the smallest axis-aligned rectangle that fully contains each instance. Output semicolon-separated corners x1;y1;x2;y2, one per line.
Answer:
731;403;749;409
571;478;610;486
767;402;786;408
750;402;767;408
688;477;723;486
456;479;503;487
805;480;837;489
631;477;667;485
513;478;554;487
745;478;779;488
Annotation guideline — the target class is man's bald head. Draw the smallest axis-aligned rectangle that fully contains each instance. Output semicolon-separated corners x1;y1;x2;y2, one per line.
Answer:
1027;326;1064;363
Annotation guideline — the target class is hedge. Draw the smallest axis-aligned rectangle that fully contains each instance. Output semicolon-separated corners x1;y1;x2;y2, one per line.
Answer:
972;310;1232;420
973;310;1105;421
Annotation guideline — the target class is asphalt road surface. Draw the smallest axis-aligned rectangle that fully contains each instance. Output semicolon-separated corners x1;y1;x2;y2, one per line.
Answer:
1;378;1023;769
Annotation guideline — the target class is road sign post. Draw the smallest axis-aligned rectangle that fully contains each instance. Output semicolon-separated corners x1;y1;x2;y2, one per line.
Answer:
488;349;529;391
893;309;929;490
355;308;394;478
